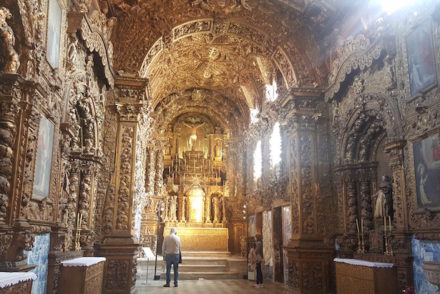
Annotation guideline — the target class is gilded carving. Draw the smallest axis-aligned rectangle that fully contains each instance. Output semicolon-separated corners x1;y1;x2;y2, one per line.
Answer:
0;7;20;73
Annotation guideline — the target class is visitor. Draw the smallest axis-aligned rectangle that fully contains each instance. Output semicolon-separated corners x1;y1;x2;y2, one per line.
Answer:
255;234;264;288
162;227;181;287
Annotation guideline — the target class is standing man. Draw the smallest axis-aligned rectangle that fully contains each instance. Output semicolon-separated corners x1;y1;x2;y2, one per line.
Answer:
162;227;181;287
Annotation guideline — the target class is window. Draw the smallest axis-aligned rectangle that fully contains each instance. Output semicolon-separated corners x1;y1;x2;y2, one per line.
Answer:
270;122;281;168
47;0;62;68
253;140;262;181
265;80;278;102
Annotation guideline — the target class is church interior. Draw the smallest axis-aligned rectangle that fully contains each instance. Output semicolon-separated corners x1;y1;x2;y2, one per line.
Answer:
1;0;440;293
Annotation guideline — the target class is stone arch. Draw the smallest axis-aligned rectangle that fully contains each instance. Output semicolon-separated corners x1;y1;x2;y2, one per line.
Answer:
340;94;403;163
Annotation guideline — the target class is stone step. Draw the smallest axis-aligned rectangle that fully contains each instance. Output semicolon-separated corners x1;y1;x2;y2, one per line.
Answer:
138;257;228;266
181;251;231;258
160;271;244;280
179;264;228;273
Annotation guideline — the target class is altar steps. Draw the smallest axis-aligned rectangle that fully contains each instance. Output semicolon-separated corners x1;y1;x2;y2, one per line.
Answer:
137;251;247;281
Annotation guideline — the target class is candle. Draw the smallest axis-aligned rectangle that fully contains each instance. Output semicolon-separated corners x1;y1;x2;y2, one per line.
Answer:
361;218;364;235
388;216;392;233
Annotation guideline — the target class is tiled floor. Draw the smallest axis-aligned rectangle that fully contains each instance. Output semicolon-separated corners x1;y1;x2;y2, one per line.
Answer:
134;279;291;294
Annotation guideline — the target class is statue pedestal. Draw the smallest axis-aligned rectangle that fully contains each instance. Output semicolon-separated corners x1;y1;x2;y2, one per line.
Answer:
285;241;333;293
95;237;138;294
164;225;228;252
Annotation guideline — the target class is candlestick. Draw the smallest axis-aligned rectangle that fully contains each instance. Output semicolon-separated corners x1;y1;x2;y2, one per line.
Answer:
388;216;392;233
361;218;364;252
356;218;361;253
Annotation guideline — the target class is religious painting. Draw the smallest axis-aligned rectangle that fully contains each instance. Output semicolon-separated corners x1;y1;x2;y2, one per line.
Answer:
249;215;256;237
406;22;437;97
413;134;440;208
32;116;55;200
46;0;62;68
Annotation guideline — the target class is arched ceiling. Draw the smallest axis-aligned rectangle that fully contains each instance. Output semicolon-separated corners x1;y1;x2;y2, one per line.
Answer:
106;0;353;134
152;88;248;137
145;32;269;107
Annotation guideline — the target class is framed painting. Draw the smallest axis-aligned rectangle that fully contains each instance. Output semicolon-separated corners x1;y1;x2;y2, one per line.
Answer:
413;134;440;208
32;116;55;200
406;22;437;97
46;0;62;68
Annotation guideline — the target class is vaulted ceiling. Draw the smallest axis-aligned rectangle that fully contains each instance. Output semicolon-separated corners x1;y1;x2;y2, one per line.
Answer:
105;0;355;134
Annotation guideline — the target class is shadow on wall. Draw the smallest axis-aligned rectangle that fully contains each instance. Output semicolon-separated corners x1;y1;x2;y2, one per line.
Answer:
412;236;440;293
25;233;50;294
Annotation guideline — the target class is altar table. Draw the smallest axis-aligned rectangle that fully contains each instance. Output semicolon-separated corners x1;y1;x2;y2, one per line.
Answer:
334;258;398;294
58;257;106;294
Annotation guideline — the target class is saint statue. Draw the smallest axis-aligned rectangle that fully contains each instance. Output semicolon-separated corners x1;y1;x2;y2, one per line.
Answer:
214;142;222;159
169;196;177;221
374;176;393;219
183;122;205;150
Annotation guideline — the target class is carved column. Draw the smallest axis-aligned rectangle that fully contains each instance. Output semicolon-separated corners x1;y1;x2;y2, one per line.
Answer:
385;140;413;291
358;166;375;233
0;74;46;271
284;91;333;293
205;195;211;223
154;149;164;196
97;76;149;294
67;164;80;251
0;88;19;225
145;146;156;195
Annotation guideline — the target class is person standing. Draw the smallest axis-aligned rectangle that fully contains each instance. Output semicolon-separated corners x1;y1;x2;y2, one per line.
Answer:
162;227;181;287
255;235;264;288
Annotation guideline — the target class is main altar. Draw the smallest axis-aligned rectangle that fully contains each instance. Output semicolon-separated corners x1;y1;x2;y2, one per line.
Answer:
157;115;229;252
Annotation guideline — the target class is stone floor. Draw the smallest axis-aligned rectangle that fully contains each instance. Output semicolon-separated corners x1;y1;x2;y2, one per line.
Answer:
134;279;291;294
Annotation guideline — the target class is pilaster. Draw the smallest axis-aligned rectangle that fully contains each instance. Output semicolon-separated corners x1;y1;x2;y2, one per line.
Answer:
283;90;334;293
97;76;149;294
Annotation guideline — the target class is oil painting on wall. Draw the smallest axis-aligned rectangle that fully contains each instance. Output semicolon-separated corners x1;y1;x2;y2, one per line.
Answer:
413;134;440;208
406;22;437;97
249;215;256;237
32;116;54;199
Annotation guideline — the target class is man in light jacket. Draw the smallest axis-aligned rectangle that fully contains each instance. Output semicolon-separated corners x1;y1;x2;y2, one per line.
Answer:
162;227;181;287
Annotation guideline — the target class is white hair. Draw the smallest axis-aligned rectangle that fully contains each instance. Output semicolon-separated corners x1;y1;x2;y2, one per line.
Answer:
170;227;177;234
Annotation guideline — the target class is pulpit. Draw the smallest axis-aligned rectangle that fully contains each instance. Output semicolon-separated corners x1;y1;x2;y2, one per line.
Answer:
58;257;106;294
0;272;36;294
334;258;398;294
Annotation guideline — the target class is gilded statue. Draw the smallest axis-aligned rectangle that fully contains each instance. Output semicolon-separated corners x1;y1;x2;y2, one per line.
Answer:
0;7;20;73
169;196;177;221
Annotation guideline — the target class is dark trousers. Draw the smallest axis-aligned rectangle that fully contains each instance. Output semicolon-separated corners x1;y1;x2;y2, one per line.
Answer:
256;262;263;284
165;254;179;285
